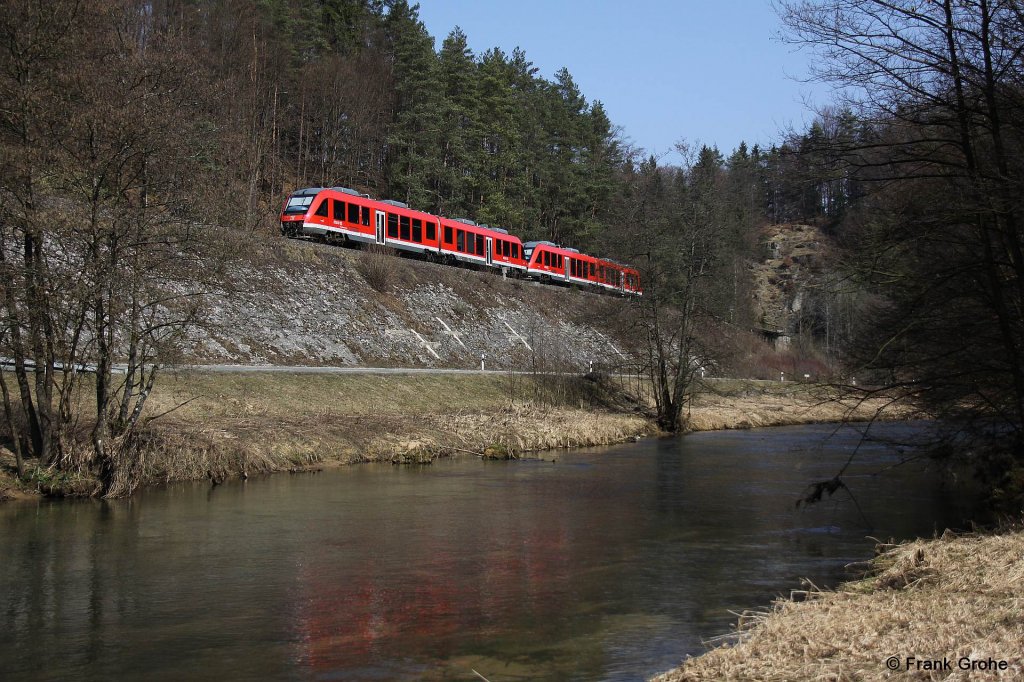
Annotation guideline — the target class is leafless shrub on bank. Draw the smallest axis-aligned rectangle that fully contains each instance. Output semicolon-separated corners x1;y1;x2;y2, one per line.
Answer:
356;245;396;293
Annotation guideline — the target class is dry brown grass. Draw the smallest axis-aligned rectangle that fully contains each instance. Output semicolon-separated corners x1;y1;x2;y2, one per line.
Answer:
0;370;651;497
652;529;1024;681
687;385;909;432
146;369;523;420
115;371;652;484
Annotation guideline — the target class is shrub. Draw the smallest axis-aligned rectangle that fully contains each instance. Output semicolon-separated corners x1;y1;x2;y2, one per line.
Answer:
356;245;395;293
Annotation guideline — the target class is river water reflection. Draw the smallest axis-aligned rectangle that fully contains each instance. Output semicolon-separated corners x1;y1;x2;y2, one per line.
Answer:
1;422;976;681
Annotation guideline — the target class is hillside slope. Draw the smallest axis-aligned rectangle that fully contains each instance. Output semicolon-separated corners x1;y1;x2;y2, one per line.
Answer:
185;237;642;371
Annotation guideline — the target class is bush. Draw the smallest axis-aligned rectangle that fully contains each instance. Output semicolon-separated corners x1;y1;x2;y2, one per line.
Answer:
356;245;395;293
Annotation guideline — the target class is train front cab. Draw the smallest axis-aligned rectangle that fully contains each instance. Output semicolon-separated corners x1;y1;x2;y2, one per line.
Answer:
281;187;375;243
280;187;323;237
524;241;571;283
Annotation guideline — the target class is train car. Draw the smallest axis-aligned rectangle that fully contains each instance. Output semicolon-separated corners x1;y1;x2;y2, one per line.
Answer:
566;249;600;288
281;187;641;295
438;218;527;274
599;259;642;296
280;187;441;256
593;257;634;294
377;199;441;256
525;241;612;291
524;241;642;296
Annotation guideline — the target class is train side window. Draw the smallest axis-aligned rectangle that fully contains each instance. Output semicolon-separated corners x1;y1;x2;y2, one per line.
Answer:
387;213;398;238
475;235;484;256
589;263;595;277
556;255;562;269
314;200;328;217
444;225;453;245
400;215;410;240
456;229;465;252
513;244;519;259
427;221;436;241
412;218;422;242
543;251;549;266
361;206;370;226
348;203;359;223
333;199;345;220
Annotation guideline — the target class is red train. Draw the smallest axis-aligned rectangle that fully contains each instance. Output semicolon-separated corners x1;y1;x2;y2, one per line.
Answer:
280;186;642;296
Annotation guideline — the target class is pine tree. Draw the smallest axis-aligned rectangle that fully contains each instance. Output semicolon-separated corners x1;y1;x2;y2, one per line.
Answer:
383;0;442;209
436;27;479;216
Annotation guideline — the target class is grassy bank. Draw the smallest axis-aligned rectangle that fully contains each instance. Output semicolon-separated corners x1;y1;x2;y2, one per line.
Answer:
652;528;1024;681
0;372;898;501
0;371;652;499
688;378;905;431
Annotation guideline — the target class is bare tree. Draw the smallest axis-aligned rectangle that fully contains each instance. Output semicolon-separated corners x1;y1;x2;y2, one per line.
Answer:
780;0;1024;495
1;0;219;495
619;150;746;431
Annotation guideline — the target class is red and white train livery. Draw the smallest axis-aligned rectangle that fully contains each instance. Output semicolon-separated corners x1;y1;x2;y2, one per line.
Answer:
281;186;641;296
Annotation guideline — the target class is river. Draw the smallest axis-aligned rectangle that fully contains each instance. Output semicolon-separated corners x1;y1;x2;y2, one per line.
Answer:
0;422;976;681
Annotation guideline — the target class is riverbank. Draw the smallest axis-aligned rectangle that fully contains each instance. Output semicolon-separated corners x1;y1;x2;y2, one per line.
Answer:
0;372;896;501
652;527;1024;681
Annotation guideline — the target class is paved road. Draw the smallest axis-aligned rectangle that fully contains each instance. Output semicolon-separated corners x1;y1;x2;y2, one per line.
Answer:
172;364;525;375
3;357;585;376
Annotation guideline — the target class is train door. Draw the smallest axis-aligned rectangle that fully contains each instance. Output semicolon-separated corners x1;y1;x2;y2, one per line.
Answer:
564;257;571;281
375;211;385;245
619;270;625;292
485;237;493;266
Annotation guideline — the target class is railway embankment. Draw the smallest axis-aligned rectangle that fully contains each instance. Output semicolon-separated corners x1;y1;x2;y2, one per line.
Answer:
651;527;1024;681
183;237;642;372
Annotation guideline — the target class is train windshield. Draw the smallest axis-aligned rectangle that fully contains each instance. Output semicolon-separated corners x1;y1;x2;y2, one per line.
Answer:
284;195;315;214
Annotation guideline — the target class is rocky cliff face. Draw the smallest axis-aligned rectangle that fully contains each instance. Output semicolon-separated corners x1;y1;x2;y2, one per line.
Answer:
184;239;641;371
750;224;830;336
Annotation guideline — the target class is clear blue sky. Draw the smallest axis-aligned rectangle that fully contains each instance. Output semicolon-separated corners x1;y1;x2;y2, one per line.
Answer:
416;0;830;164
